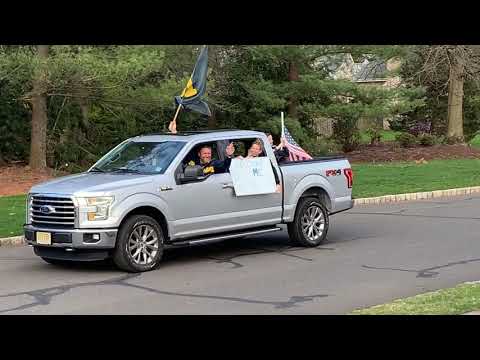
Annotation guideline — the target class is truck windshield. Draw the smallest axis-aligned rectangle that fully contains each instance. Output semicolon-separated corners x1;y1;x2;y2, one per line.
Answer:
92;141;185;175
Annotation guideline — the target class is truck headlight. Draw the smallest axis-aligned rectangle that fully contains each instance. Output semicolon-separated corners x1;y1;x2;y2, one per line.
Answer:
77;196;115;221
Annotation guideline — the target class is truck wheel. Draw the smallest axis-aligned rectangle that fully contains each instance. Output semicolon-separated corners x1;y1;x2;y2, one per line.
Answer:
113;215;164;273
288;197;329;247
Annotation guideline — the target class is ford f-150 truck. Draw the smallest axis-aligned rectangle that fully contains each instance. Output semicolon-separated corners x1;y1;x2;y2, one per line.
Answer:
24;130;354;272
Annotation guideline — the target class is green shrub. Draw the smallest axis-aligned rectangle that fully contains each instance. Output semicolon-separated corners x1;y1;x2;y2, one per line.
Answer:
419;134;436;146
366;127;382;145
396;133;417;148
433;135;446;145
332;116;361;153
463;94;480;143
303;136;341;156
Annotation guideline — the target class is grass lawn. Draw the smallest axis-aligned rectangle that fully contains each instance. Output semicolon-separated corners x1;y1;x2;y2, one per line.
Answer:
359;130;402;144
0;194;26;238
1;158;480;238
351;282;480;315
352;158;480;198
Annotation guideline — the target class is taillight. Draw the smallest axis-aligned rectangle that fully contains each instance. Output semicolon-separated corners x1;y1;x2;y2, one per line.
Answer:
344;168;353;188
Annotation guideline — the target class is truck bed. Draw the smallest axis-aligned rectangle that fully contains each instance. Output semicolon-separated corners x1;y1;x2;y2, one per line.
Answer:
279;155;347;167
278;155;353;219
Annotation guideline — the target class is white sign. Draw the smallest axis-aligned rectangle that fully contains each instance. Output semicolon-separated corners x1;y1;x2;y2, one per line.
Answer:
229;157;277;196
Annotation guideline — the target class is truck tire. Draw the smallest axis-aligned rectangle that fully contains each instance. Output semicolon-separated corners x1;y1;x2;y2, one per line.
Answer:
288;196;329;247
113;215;164;273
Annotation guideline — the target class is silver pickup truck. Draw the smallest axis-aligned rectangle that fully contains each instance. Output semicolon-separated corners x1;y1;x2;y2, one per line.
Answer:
24;130;354;272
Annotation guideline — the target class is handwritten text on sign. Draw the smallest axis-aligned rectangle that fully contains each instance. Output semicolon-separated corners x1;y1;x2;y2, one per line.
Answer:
229;157;276;196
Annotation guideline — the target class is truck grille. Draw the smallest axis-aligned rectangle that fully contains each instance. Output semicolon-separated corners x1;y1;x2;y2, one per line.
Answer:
31;195;75;229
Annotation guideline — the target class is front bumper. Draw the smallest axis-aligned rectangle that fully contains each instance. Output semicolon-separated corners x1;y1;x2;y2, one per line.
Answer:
24;224;118;249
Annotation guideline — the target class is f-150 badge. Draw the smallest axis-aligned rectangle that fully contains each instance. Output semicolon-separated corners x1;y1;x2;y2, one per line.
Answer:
326;169;342;177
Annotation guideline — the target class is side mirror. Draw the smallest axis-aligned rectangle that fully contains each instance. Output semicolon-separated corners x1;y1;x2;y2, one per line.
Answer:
178;165;207;184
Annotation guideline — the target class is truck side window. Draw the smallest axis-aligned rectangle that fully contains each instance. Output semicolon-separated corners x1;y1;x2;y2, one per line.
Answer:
232;141;245;157
182;142;219;167
234;138;267;157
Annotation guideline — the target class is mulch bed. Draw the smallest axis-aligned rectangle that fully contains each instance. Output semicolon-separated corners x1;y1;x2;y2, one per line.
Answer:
344;144;480;164
0;165;60;196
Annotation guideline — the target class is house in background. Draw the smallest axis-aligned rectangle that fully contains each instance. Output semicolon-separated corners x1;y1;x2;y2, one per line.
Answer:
314;55;401;136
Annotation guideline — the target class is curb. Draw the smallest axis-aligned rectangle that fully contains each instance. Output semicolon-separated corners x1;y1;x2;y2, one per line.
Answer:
0;235;26;247
463;311;480;315
353;186;480;205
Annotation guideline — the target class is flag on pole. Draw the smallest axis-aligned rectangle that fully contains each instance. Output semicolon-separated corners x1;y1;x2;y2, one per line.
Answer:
174;45;211;116
280;112;313;161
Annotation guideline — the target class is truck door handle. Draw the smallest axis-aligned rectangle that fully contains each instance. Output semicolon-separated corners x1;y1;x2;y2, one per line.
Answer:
159;186;173;191
222;183;234;189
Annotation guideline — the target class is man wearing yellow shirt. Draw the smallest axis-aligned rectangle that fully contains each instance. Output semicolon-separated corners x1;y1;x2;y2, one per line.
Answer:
186;142;235;175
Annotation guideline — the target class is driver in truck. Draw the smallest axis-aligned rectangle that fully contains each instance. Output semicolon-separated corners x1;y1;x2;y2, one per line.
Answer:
186;142;235;175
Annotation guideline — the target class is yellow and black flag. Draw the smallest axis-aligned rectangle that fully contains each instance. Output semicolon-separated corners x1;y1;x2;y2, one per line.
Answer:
175;46;211;116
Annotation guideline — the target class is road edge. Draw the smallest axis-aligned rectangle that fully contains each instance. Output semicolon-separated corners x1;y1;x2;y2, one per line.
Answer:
0;235;25;247
2;185;480;247
353;185;480;205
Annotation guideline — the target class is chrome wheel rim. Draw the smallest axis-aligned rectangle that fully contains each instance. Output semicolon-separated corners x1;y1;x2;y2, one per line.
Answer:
127;224;159;265
301;205;325;242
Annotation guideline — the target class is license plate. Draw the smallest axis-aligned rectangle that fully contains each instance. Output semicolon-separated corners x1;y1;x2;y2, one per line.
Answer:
36;232;51;245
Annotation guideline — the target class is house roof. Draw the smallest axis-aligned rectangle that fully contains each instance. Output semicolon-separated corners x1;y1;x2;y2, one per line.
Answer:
352;60;387;81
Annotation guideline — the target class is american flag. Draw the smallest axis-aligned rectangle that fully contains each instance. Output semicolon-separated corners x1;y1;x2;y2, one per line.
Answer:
283;126;313;161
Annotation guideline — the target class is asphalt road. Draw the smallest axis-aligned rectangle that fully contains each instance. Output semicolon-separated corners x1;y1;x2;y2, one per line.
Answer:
1;194;480;314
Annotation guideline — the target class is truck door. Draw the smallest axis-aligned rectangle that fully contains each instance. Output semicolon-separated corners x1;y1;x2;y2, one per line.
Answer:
164;138;282;240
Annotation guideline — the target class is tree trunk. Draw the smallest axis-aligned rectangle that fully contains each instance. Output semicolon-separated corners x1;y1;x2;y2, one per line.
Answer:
208;108;217;129
447;56;464;141
287;61;299;118
29;45;49;170
76;81;90;130
78;98;90;129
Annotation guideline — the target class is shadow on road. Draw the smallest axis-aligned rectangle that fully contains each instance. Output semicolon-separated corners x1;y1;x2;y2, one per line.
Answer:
17;225;381;273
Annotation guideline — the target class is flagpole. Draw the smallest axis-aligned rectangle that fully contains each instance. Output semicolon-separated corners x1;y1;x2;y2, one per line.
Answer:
172;103;183;123
281;111;285;138
173;57;197;123
169;95;185;133
168;82;188;133
169;45;207;133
